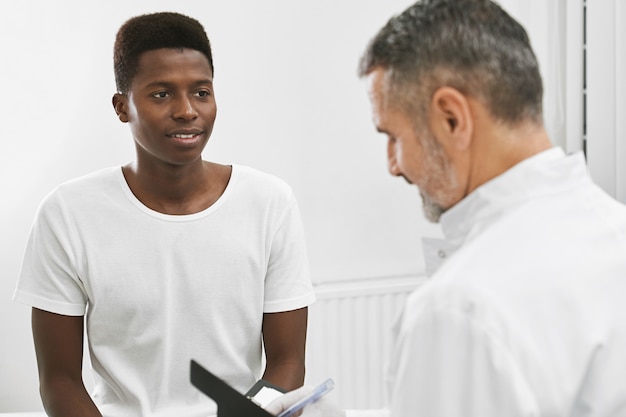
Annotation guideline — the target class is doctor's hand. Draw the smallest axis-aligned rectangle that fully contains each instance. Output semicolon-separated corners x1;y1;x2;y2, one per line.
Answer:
265;385;346;417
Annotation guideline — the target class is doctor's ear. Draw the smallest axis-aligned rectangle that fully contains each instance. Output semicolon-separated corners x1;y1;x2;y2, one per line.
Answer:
429;87;472;151
112;93;129;123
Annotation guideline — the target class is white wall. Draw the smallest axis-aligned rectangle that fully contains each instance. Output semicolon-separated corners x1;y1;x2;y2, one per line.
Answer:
0;0;586;412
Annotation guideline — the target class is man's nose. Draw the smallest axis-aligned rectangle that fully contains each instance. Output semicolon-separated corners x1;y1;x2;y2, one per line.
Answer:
173;96;198;120
387;140;401;177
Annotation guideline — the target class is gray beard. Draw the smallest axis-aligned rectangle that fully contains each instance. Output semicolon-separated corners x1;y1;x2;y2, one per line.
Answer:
420;190;446;223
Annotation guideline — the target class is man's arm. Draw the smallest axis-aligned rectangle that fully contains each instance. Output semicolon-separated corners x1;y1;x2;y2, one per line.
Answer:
261;307;308;390
32;308;101;417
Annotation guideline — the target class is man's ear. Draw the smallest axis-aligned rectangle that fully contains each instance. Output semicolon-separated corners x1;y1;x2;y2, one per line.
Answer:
428;87;473;152
112;93;129;123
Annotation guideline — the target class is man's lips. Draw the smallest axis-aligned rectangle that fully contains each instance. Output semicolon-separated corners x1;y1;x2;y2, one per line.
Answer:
167;130;204;146
167;129;204;138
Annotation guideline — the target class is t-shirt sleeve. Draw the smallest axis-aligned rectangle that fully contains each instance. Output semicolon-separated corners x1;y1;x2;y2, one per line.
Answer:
263;191;315;313
13;191;88;316
389;307;539;417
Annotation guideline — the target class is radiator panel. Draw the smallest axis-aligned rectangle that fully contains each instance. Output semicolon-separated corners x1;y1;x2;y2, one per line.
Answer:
304;277;423;409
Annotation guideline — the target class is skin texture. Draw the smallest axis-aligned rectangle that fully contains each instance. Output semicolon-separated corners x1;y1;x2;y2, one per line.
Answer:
33;47;308;416
33;309;101;417
366;67;553;222
262;307;308;389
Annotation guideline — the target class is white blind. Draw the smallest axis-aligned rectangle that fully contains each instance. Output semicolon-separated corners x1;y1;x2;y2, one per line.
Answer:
586;0;626;203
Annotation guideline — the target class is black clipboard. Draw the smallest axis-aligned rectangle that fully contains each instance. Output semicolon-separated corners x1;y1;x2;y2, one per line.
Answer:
190;359;275;417
245;379;286;399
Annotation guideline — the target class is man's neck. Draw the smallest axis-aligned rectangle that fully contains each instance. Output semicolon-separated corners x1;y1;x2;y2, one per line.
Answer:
466;119;553;196
122;160;231;215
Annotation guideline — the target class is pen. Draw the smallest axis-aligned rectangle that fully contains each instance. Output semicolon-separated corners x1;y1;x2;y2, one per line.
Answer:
277;378;334;417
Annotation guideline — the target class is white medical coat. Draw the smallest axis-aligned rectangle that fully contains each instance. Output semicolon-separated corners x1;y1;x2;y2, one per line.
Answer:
353;148;626;417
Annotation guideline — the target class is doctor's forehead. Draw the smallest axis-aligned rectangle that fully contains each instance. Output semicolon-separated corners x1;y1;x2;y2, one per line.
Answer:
366;69;388;115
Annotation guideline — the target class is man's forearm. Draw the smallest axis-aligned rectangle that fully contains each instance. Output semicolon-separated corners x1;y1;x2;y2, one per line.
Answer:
262;360;305;390
40;376;102;417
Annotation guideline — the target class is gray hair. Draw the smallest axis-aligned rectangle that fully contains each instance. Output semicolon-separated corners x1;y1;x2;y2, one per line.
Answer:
358;0;544;126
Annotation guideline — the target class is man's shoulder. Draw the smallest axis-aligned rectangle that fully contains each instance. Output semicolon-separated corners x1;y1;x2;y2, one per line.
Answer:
234;165;291;187
40;167;121;211
406;272;494;318
56;166;120;191
231;165;295;200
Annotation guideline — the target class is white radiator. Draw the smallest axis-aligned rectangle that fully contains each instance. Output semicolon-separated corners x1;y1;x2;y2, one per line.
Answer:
304;276;425;410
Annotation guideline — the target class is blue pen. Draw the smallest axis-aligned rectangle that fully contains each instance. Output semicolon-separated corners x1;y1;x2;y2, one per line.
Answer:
277;378;335;417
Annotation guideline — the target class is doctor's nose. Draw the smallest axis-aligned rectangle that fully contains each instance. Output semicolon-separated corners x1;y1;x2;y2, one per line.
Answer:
387;140;401;177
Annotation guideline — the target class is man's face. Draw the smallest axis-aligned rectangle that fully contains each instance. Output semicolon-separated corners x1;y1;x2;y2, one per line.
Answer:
367;68;458;223
115;48;217;168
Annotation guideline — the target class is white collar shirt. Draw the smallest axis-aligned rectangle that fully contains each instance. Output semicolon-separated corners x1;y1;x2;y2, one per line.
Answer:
378;147;626;417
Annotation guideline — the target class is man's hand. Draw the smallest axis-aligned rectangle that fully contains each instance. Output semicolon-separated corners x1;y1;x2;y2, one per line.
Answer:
265;385;346;417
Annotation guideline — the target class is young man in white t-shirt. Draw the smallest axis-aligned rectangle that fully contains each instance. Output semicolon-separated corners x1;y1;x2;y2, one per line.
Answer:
14;12;315;417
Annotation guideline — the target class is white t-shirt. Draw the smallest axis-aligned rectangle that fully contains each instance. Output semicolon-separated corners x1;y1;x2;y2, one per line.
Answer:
14;165;316;417
352;148;626;417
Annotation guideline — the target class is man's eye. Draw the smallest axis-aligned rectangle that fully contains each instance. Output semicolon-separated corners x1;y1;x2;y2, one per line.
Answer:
152;92;169;98
196;90;211;98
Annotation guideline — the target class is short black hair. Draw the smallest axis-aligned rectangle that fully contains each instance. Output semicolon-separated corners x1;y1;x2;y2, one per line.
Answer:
359;0;543;126
113;12;214;94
